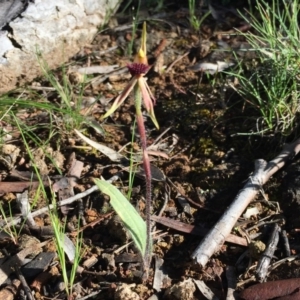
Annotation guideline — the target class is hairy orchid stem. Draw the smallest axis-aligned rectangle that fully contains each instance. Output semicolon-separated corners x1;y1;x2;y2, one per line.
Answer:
134;84;152;275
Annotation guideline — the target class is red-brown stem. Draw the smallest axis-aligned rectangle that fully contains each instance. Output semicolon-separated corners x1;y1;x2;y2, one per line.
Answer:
136;111;152;276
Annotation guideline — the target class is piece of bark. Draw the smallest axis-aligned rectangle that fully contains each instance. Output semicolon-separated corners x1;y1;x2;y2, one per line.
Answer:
193;279;219;300
52;152;83;214
0;180;50;193
0;242;44;285
16;190;36;227
21;252;56;280
0;279;21;300
30;271;52;292
9;169;47;181
28;225;54;238
82;255;98;269
226;266;237;300
276;289;300;300
239;278;300;300
153;256;164;292
191;138;300;268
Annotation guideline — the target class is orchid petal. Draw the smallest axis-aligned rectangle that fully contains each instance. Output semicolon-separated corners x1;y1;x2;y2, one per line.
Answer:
138;78;153;112
144;78;156;105
138;77;159;129
101;77;138;120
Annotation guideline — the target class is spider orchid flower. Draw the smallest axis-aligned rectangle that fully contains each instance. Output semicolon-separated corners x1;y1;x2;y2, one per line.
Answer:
101;23;159;129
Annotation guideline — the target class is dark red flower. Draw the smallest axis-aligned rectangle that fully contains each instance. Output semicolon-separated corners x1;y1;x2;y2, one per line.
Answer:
127;63;149;76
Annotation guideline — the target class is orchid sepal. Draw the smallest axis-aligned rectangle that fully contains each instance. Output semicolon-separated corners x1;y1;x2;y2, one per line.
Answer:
134;22;147;65
101;76;137;120
138;77;159;129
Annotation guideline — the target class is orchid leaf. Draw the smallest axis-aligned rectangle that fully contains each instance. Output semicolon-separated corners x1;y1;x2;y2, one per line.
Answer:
94;179;147;256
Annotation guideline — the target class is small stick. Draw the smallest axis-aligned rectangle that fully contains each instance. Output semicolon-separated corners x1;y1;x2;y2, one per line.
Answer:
165;51;189;73
4;175;119;229
191;138;300;267
256;223;280;282
15;266;34;300
226;266;237;300
281;229;291;257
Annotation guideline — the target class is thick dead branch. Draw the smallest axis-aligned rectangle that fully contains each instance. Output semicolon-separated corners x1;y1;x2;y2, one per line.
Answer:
191;138;300;267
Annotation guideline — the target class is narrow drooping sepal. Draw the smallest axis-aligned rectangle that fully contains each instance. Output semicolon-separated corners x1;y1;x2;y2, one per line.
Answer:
138;77;159;129
101;77;138;120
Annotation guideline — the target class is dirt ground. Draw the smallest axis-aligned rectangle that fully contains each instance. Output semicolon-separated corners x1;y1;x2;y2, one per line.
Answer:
1;1;300;300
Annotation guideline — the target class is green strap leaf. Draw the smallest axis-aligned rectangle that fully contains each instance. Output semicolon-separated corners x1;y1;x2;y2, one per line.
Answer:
94;179;147;256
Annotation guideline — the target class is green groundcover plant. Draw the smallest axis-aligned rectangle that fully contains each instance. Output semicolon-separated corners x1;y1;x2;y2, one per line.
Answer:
232;0;300;136
239;0;300;135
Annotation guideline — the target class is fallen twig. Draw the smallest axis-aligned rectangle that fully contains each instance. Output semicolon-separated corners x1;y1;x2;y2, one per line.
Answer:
3;174;120;229
256;223;280;282
191;138;300;267
165;51;189;73
226;266;237;300
4;185;98;229
151;215;247;246
15;266;33;300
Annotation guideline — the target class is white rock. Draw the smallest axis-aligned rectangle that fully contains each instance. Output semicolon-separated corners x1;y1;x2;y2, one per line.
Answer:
0;0;120;93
